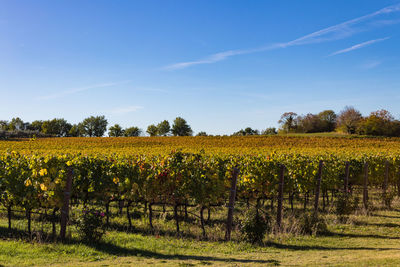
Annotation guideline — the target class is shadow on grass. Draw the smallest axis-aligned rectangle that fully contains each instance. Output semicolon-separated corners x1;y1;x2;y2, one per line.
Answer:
0;226;280;265
370;213;400;219
323;230;400;240
106;222;203;240
81;240;281;265
265;241;400;251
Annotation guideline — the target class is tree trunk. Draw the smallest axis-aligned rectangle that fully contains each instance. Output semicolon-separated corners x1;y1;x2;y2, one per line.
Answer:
200;206;206;239
26;208;31;236
105;201;110;226
149;203;154;229
7;205;12;231
174;203;180;234
52;208;57;238
184;202;188;221
127;201;132;230
119;200;124;215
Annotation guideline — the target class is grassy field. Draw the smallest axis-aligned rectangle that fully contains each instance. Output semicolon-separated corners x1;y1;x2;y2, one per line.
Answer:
1;195;400;267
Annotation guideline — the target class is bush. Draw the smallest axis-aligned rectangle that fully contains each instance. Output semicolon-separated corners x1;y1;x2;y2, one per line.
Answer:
300;213;327;235
335;192;359;216
381;189;396;209
77;208;105;242
239;208;270;244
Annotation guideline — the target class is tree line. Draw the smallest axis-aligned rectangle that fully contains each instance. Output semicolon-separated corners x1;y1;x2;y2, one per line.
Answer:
228;107;400;137
0;116;193;138
2;107;400;138
277;107;400;136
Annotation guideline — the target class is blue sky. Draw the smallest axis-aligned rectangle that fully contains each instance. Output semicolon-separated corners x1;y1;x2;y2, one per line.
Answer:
1;0;400;135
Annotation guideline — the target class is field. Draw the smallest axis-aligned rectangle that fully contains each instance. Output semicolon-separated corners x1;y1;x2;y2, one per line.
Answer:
1;135;400;266
2;135;400;155
1;195;400;266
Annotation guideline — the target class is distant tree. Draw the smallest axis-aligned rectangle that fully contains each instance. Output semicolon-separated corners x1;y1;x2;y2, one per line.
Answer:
297;113;323;133
357;109;396;136
196;131;208;136
157;120;170;136
245;127;259;135
261;127;277;135
278;112;298;133
146;124;158;136
124;126;142;137
171;117;193;136
42;118;72;136
108;124;124;137
80;115;108;137
0;120;8;131
68;124;82;137
232;129;245;136
28;120;44;132
337;106;362;134
318;110;337;132
233;127;259;136
8;117;24;131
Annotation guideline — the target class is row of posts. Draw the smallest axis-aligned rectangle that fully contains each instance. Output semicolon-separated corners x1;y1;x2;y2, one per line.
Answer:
61;163;388;241
225;160;391;240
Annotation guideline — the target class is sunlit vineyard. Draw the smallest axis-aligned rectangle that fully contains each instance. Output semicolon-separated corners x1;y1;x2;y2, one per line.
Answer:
1;135;400;240
2;135;400;155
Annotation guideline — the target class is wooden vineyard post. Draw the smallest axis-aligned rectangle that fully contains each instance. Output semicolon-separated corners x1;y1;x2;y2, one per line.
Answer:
344;161;350;195
383;161;389;207
60;167;73;241
363;162;369;210
398;165;400;197
276;164;285;229
225;167;239;241
313;160;323;218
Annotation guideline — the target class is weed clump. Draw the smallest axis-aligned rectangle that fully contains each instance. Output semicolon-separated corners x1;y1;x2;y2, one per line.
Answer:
239;208;271;244
299;213;327;235
76;208;105;242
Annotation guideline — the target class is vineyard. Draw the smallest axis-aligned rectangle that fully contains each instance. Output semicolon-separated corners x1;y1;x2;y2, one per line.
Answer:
1;136;400;242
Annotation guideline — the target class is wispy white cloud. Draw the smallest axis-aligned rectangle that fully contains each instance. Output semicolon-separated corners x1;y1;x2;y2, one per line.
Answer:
36;80;131;100
109;105;144;114
360;60;383;69
329;37;390;56
368;18;400;26
165;3;400;70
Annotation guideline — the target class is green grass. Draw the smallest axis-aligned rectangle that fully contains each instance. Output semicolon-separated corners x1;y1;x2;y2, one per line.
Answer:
1;197;400;266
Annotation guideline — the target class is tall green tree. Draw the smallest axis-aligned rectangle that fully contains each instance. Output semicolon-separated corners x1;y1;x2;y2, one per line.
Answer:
171;117;193;136
28;120;44;132
146;124;158;136
80;115;108;137
124;126;142;137
318;110;337;132
42;119;72;136
157;120;170;136
68;124;83;137
0;120;8;131
8;117;24;131
108;124;124;137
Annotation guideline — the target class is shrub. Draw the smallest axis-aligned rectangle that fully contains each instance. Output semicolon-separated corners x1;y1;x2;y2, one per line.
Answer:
77;208;105;242
300;213;327;235
239;208;271;244
335;192;359;216
381;189;396;209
